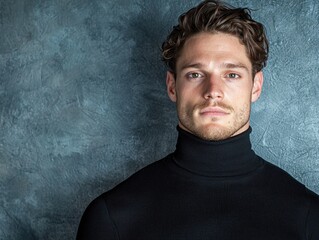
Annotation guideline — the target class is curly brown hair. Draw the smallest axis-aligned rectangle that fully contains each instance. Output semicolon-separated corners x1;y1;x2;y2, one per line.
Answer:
161;0;269;76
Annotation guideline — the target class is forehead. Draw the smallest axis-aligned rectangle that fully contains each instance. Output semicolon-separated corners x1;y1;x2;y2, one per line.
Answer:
176;32;252;71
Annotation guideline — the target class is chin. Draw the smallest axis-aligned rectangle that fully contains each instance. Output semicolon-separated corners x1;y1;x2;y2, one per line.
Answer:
192;124;233;141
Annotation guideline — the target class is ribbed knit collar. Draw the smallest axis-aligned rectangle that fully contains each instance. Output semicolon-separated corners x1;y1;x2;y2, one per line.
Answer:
173;126;262;177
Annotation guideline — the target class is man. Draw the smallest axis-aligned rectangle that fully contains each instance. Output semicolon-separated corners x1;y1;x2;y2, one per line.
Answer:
77;1;319;239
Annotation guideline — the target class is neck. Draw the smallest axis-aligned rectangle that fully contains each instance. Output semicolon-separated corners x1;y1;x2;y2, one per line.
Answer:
173;126;262;177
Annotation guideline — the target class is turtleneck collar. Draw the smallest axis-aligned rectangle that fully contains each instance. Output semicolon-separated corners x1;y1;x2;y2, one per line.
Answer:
173;126;262;177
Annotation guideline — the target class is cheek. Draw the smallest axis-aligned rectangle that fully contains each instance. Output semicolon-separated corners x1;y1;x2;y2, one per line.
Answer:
229;89;251;112
240;102;250;114
175;86;192;106
176;91;197;108
231;86;253;102
176;96;196;116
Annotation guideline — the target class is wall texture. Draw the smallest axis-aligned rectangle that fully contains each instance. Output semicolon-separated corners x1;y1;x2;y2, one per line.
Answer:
0;0;318;239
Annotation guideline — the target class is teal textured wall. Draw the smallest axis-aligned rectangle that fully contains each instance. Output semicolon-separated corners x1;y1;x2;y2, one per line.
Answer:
0;0;318;239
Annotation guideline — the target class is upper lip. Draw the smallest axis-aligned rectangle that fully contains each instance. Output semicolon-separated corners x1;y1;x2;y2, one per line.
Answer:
200;106;228;114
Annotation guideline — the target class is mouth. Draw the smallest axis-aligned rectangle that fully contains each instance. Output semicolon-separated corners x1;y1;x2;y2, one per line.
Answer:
199;106;229;117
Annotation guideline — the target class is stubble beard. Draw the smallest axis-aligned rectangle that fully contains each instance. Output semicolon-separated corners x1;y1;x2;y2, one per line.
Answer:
177;100;251;141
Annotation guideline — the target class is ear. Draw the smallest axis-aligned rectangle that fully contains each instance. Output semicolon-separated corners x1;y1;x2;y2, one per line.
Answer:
166;71;177;102
251;71;263;103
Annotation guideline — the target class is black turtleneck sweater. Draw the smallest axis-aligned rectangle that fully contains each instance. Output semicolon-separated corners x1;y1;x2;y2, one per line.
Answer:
77;127;319;240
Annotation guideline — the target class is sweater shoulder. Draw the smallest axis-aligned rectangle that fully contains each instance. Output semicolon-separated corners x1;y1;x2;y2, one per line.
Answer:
262;159;308;190
261;157;319;201
258;158;319;238
305;187;319;239
101;154;173;197
76;194;119;239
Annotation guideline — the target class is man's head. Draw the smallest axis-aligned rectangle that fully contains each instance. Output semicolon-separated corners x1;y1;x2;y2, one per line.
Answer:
161;0;269;141
162;0;269;76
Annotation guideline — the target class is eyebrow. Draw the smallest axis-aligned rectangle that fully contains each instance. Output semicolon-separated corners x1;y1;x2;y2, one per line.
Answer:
179;62;205;71
221;62;250;73
179;62;250;73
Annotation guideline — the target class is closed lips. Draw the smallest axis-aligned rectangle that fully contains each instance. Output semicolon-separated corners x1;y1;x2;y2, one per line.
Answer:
200;107;229;115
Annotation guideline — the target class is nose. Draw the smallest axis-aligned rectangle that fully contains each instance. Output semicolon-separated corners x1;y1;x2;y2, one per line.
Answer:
203;75;224;100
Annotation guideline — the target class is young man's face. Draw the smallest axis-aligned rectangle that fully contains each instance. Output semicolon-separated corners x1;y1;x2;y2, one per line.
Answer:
166;32;263;141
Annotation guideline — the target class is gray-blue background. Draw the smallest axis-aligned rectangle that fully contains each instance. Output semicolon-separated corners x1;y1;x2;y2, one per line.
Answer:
0;0;318;239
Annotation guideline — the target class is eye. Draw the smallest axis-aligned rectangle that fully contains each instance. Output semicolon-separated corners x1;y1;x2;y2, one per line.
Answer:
186;72;204;79
226;73;240;79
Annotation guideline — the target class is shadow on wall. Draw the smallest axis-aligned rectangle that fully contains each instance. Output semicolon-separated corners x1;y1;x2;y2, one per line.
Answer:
121;1;179;147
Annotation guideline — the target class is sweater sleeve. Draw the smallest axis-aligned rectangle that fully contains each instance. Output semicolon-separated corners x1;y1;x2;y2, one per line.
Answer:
76;196;119;240
306;189;319;240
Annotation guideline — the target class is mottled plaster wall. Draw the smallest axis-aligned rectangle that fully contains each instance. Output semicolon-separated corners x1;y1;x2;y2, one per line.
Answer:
0;0;318;239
